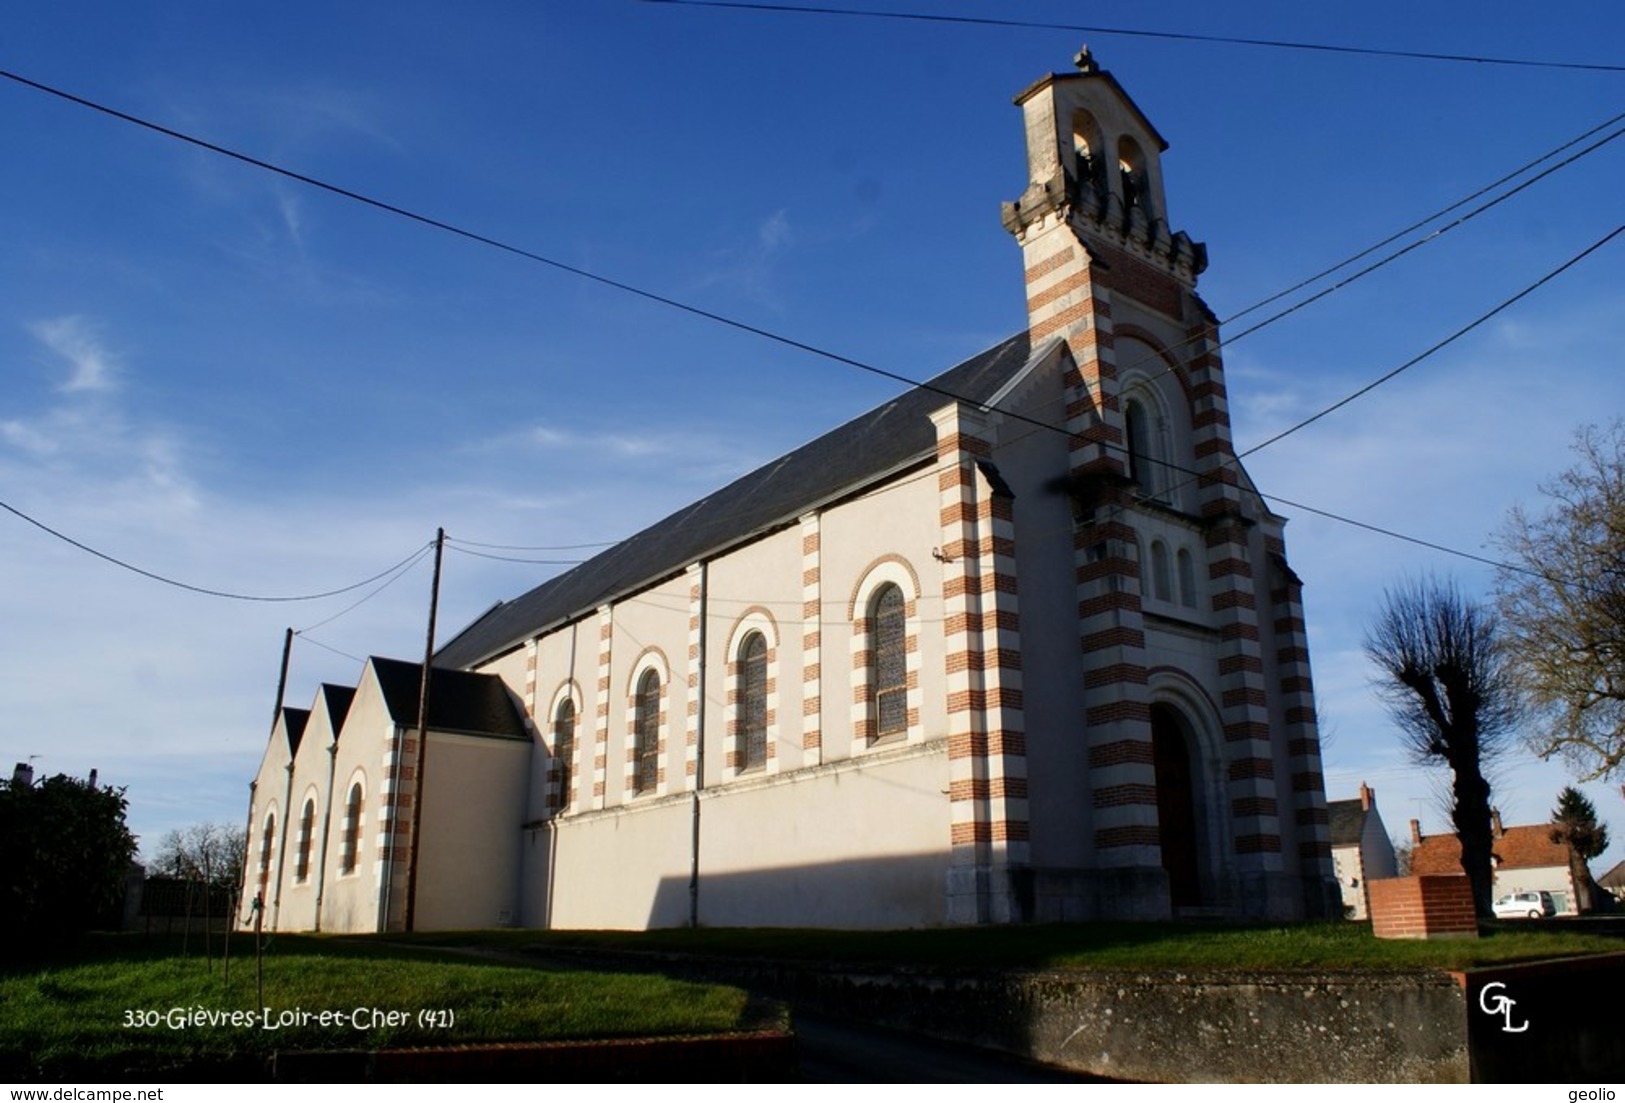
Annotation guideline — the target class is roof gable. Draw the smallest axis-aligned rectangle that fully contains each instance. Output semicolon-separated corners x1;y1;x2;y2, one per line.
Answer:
280;707;311;757
320;683;357;734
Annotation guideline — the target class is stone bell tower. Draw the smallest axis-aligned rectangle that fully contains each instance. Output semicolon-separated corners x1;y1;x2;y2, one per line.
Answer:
1002;50;1335;920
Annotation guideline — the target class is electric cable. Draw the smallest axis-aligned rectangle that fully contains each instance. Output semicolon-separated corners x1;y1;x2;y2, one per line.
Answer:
10;61;1600;479
0;495;434;602
1220;110;1625;326
638;0;1625;73
1;67;1605;604
444;544;590;566
294;542;436;634
1116;120;1625;396
292;633;366;665
4;62;1611;503
1235;225;1624;460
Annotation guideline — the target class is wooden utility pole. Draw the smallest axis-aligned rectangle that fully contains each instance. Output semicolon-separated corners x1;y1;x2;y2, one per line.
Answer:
403;528;445;932
231;628;291;981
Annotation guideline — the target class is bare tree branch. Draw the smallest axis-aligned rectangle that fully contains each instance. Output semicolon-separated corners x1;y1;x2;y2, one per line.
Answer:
1496;421;1625;781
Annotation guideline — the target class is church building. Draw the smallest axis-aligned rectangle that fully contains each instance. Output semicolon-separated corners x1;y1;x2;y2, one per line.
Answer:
242;52;1338;932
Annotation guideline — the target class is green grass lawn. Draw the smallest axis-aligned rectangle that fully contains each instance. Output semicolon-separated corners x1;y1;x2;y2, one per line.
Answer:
0;934;753;1080
405;919;1625;972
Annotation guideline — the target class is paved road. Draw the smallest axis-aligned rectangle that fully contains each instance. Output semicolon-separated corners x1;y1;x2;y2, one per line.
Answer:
791;1012;1118;1083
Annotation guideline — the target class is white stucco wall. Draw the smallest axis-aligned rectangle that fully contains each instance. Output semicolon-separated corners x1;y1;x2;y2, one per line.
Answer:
413;731;529;930
320;665;396;934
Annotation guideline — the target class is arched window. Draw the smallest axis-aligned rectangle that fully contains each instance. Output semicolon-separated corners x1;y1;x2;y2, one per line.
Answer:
870;583;908;739
1117;136;1150;218
1177;548;1198;609
1150;540;1172;602
295;797;315;882
553;697;577;812
1124;397;1153;494
1071;109;1105;206
257;811;276;904
737;631;768;771
340;782;362;875
633;669;660;793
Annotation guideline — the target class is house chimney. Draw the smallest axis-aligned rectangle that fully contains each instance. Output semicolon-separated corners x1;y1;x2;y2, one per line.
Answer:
1491;808;1504;837
11;762;33;787
87;768;98;790
1410;818;1422;844
1359;782;1373;812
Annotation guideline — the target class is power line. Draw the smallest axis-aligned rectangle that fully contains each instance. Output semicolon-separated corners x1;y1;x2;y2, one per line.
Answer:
3;62;1604;489
0;495;433;602
294;543;436;634
444;543;590;566
1117;118;1625;396
1220;110;1625;327
0;66;1599;594
446;537;620;552
638;0;1625;73
1236;225;1624;459
293;633;366;665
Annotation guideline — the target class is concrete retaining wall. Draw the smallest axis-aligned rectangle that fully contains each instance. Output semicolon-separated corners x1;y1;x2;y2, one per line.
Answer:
772;965;1467;1083
541;946;1625;1082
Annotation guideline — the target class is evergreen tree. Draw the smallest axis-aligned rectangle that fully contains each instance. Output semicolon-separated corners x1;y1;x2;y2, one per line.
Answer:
1550;786;1610;914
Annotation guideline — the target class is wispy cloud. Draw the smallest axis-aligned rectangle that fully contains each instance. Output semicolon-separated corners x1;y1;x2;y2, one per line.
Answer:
6;317;198;512
694;209;794;310
30;316;119;393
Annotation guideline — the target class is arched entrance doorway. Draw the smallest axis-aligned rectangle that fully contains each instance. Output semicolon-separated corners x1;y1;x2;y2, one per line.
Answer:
1151;703;1203;908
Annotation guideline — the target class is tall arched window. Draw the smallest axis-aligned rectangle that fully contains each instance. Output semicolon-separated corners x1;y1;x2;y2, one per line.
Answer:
1150;540;1172;602
737;631;768;771
1117;135;1150;218
257;811;276;904
1177;548;1198;609
633;669;660;793
340;782;362;875
870;583;908;740
1124;397;1152;494
553;697;577;812
295;797;315;882
1071;109;1105;207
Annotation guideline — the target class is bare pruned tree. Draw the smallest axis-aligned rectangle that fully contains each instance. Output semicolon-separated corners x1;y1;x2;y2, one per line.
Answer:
1365;576;1521;918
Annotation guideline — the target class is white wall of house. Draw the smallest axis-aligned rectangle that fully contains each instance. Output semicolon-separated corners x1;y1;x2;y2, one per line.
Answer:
273;691;343;932
413;731;528;930
321;668;395;934
1494;865;1576;914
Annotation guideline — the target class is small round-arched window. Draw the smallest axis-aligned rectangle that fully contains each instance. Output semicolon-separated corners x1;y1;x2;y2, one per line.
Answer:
633;669;661;793
870;583;908;739
737;632;768;771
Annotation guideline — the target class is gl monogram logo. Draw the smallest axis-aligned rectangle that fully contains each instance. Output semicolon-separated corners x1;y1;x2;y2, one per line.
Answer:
1478;981;1528;1033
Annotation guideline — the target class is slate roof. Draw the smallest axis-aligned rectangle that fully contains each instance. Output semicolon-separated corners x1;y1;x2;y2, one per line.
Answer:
436;331;1042;670
1327;799;1367;847
319;683;357;736
368;656;527;740
280;707;311;758
1412;823;1571;876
